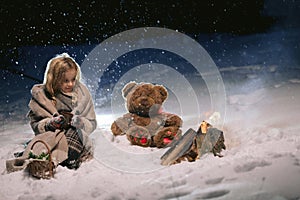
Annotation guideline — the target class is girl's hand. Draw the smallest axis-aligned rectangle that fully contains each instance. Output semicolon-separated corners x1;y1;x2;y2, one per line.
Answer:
46;115;66;131
71;115;84;129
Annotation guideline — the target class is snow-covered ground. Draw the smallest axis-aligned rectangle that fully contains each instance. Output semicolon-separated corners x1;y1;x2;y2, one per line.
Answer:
1;64;300;200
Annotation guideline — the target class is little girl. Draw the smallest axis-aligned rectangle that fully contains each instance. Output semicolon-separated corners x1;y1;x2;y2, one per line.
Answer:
25;53;97;169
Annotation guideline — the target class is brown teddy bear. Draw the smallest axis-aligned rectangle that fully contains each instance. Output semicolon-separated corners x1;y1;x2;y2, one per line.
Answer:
111;81;183;148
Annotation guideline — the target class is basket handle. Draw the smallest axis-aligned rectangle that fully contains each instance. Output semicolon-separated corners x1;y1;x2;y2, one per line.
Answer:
30;140;53;166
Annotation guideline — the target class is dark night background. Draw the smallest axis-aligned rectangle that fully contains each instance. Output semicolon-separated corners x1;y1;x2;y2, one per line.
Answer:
1;0;299;64
0;0;300;116
0;1;277;46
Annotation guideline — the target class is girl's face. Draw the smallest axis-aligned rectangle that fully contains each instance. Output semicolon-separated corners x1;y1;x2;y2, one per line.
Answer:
60;69;77;93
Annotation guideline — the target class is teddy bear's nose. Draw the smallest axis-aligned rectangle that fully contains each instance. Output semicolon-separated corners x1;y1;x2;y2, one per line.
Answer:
140;99;149;106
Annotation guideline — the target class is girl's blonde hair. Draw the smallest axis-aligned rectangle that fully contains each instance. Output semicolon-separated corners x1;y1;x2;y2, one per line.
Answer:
43;53;81;98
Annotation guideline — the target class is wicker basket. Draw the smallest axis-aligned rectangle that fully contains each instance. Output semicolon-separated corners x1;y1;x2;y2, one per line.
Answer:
27;140;55;179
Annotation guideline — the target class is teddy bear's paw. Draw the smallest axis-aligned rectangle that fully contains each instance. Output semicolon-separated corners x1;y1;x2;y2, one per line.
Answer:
111;122;124;136
111;116;132;136
153;127;182;148
162;113;183;127
126;126;152;147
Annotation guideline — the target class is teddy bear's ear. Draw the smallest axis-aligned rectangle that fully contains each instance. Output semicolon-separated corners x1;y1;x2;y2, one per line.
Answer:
154;85;168;101
122;81;137;98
